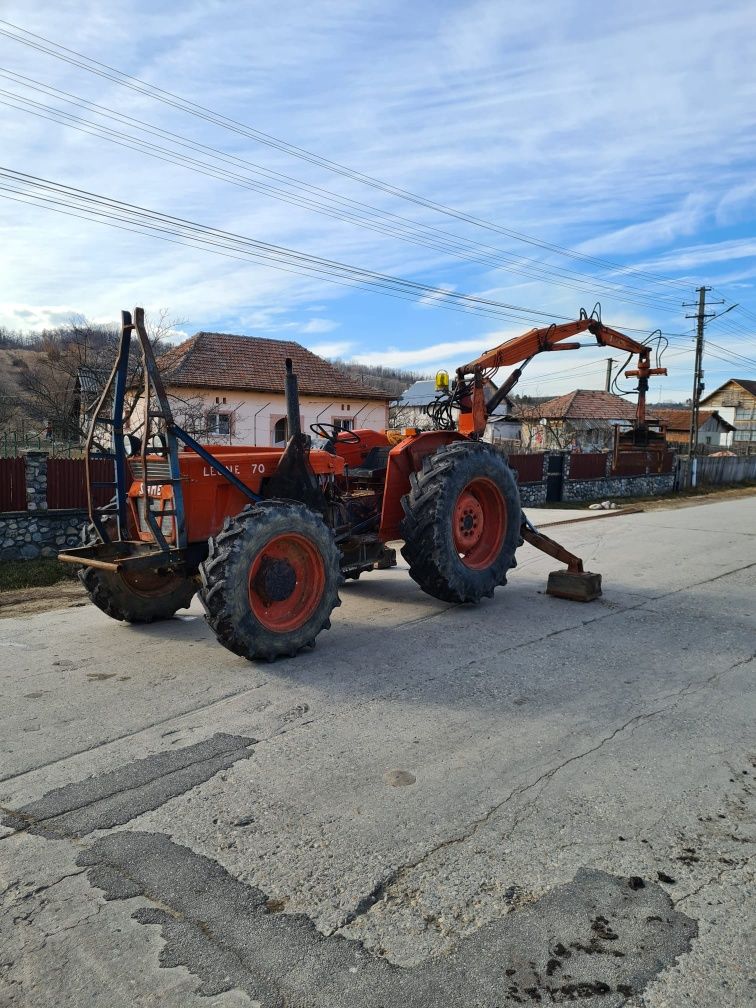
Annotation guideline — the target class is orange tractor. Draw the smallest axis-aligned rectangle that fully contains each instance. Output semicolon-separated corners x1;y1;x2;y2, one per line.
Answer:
59;307;667;660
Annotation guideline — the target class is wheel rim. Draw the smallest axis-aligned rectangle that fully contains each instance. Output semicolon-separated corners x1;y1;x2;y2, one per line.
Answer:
453;477;507;569
248;533;325;632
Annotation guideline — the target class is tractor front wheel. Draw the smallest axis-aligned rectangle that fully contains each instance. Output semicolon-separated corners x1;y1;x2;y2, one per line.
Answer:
80;565;197;623
199;501;342;661
400;441;521;604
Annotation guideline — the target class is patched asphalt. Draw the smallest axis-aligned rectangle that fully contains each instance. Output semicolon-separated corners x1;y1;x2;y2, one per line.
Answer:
0;498;754;1006
1;733;257;838
78;830;696;1006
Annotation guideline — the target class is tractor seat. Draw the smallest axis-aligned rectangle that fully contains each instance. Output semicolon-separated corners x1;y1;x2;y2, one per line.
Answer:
348;446;391;479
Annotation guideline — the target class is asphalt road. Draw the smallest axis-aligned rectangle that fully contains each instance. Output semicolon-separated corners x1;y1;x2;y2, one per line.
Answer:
1;498;754;1007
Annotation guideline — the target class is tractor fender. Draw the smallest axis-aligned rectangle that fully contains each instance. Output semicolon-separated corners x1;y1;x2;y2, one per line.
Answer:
378;430;467;541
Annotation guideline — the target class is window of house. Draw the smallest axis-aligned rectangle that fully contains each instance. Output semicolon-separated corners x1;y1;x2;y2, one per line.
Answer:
184;417;203;436
333;417;354;431
273;417;288;444
207;412;231;436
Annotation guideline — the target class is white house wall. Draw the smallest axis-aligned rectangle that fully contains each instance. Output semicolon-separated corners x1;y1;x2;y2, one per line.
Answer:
128;388;389;446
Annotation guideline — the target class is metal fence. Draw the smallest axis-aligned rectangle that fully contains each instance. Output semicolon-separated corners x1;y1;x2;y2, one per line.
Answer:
0;457;27;511
507;453;544;483
610;451;675;477
567;453;608;480
47;458;114;509
0;431;82;458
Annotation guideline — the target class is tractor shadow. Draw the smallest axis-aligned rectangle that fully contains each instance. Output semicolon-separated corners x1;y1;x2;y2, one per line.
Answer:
109;570;749;732
273;573;749;720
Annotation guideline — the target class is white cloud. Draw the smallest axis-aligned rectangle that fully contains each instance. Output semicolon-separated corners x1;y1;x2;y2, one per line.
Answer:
629;238;756;273
0;0;754;414
716;179;756;226
349;336;499;370
299;318;340;334
577;196;708;256
305;339;354;358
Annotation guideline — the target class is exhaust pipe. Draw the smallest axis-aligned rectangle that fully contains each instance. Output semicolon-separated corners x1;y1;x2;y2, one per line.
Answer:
285;358;301;439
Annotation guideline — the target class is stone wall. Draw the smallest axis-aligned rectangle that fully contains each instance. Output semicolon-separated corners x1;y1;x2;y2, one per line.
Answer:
0;509;87;561
515;450;676;505
0;452;89;561
517;481;548;506
561;472;675;502
24;451;48;511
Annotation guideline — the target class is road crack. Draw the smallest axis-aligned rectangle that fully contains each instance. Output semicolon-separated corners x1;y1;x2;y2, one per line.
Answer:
335;655;753;931
673;854;754;907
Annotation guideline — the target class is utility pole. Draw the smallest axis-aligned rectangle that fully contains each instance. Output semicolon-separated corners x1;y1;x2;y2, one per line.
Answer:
604;358;615;393
686;287;709;462
683;286;721;486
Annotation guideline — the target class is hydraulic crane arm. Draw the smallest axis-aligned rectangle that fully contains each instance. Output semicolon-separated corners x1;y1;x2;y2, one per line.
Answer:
455;313;667;436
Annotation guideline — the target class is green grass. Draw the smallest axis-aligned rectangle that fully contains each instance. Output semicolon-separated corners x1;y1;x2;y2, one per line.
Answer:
0;558;78;592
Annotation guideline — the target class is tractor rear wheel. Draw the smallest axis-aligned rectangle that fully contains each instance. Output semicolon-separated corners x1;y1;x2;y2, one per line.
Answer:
79;564;197;623
199;501;342;661
400;441;521;604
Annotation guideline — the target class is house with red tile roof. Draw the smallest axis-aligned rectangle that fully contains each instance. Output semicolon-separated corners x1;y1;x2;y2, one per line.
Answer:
699;379;756;451
515;389;661;452
653;408;734;449
128;331;393;446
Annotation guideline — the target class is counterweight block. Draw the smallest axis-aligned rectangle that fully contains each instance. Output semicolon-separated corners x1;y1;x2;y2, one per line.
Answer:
546;569;603;602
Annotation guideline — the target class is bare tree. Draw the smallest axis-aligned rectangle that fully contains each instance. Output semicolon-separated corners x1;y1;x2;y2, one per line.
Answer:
16;311;186;443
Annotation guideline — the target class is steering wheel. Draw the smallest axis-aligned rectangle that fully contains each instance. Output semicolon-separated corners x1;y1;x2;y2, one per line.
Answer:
309;422;361;444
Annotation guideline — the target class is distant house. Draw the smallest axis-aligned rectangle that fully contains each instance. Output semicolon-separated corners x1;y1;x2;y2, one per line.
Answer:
391;379;437;430
128;332;393;446
516;389;660;452
653;408;734;450
699;379;756;452
392;378;519;444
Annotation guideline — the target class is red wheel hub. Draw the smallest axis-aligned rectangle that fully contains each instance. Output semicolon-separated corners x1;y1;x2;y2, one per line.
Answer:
248;533;324;632
453;477;507;569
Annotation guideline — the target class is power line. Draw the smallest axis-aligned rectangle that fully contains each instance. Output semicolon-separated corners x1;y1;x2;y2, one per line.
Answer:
0;167;696;340
0;18;701;297
0;69;689;314
0;168;592;325
8;17;756;346
705;341;756;368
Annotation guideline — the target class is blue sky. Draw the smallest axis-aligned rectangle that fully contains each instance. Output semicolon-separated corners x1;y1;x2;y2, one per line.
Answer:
1;0;756;402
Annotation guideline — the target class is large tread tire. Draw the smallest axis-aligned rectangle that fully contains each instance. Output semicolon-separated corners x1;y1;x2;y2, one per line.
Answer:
400;441;521;604
78;521;196;623
199;501;342;662
79;565;197;623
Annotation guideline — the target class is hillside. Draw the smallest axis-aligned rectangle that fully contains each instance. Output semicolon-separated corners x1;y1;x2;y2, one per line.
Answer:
0;347;41;430
330;360;430;399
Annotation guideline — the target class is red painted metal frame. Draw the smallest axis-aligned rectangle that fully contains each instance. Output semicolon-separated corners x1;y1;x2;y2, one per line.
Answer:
379;430;466;540
127;445;345;545
457;316;668;437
